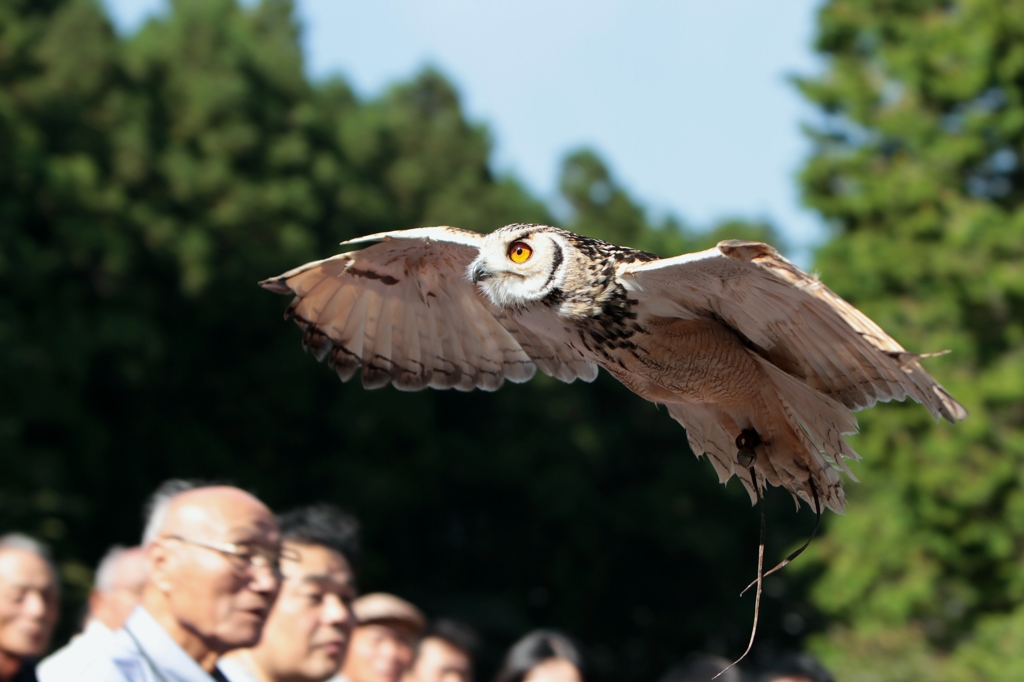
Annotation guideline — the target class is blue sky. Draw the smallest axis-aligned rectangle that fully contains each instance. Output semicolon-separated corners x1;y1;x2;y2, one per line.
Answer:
102;0;826;260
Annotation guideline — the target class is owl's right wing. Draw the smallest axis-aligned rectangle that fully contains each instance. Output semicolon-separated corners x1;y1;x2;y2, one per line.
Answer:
620;240;965;422
260;226;598;392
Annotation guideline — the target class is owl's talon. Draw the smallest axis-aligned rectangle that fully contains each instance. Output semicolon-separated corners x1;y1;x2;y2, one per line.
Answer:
735;428;763;450
736;428;762;467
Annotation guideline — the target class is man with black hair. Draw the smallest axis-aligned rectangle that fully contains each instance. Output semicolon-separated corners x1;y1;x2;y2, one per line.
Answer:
220;505;361;682
403;619;477;682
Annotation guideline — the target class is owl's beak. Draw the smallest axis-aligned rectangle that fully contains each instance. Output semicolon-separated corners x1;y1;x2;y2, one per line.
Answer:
471;263;493;284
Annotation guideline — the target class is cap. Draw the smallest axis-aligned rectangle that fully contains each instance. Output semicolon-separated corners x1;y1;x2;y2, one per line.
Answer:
352;592;426;634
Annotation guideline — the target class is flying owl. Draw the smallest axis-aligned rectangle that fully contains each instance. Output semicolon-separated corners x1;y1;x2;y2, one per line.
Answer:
261;224;966;513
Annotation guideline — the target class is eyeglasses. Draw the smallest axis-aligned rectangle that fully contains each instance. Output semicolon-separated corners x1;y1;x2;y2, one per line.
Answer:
163;535;298;575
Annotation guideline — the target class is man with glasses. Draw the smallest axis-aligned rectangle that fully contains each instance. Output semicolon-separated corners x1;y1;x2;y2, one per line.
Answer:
82;485;283;681
220;504;360;682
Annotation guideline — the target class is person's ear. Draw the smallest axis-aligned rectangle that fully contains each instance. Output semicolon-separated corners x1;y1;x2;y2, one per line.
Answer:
146;541;175;593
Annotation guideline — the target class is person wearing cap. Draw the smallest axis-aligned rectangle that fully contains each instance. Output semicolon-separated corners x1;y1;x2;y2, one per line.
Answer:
219;505;360;682
338;593;424;682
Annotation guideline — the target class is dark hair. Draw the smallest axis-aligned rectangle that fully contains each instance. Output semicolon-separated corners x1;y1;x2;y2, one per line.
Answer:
756;653;833;682
277;504;361;568
419;618;480;657
658;654;741;682
494;629;585;682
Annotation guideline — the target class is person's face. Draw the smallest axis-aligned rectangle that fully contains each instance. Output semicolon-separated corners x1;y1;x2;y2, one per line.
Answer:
407;637;472;682
342;621;416;682
90;549;147;630
248;542;356;682
150;491;282;653
0;550;59;659
523;659;582;682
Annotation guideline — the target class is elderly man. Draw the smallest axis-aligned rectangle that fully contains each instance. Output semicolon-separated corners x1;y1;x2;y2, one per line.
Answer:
37;545;147;681
82;485;283;681
220;504;360;682
0;534;60;682
339;593;424;682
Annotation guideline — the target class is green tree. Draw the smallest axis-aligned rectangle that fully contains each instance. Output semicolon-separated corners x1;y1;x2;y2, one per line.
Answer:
1;0;813;677
795;1;1024;678
0;0;133;609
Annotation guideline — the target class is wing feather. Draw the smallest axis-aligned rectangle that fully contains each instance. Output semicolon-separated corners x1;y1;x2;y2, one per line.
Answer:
487;308;599;383
398;294;428;390
361;294;398;390
340;290;371;375
621;240;966;422
444;295;478;391
261;227;595;391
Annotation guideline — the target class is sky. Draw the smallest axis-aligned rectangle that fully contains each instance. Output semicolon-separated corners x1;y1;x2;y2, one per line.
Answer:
101;0;827;261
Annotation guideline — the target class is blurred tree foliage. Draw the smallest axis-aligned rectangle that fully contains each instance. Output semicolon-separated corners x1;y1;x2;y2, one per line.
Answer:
0;0;805;679
795;0;1024;679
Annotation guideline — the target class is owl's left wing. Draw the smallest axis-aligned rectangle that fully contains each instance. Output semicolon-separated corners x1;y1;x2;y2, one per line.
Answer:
619;240;966;422
260;226;597;391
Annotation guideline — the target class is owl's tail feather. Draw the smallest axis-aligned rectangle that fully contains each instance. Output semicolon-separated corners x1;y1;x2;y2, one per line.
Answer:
665;355;860;514
754;356;860;514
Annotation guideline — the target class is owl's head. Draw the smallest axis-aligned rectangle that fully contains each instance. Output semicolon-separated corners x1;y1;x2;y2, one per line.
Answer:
470;224;572;308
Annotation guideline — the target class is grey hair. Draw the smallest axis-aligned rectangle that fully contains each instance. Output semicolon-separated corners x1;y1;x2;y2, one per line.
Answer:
93;545;135;593
140;479;205;546
0;533;58;578
0;533;53;561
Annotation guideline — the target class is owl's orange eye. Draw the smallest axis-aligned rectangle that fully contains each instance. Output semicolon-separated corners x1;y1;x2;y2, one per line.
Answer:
508;241;533;264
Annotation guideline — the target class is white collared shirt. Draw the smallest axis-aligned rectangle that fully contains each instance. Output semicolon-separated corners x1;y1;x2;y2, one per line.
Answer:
38;620;114;682
215;658;258;682
79;606;228;681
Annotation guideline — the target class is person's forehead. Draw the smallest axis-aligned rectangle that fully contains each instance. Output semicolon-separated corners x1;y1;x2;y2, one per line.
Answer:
222;519;280;544
422;637;469;663
218;499;276;531
359;621;418;641
0;550;56;589
282;543;353;583
169;489;278;541
111;551;148;587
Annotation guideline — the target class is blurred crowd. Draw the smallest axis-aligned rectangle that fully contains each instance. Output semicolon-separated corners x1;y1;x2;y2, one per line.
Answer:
0;481;833;682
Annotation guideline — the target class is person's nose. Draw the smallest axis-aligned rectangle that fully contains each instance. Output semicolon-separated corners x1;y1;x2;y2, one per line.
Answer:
248;564;281;594
21;590;48;620
379;638;398;657
321;594;354;629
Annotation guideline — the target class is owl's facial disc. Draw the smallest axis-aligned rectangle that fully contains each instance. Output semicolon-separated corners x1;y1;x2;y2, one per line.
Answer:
470;229;566;308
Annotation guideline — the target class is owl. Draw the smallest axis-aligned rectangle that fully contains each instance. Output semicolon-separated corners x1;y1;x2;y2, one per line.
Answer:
261;224;966;513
